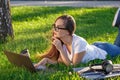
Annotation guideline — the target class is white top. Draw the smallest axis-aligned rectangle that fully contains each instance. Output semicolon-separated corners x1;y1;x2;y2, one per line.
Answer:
63;34;107;63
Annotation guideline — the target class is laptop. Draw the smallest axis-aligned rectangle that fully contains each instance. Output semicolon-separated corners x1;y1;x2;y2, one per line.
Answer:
4;51;36;72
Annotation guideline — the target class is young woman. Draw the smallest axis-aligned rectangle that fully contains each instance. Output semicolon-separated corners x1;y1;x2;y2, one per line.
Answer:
34;14;120;70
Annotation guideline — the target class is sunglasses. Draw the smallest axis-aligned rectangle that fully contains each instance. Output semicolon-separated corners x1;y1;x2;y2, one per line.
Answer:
52;24;67;31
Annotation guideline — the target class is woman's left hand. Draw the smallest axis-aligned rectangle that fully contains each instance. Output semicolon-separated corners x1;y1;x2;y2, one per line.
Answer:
52;37;62;51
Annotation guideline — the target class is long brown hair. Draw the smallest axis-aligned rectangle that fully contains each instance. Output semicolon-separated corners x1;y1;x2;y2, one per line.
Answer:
37;15;76;61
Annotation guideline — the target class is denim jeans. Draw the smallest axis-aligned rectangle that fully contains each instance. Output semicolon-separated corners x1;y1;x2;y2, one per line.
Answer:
93;42;120;57
92;26;120;58
114;26;120;47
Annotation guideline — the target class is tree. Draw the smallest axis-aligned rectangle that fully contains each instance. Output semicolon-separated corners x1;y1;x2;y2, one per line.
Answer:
0;0;14;42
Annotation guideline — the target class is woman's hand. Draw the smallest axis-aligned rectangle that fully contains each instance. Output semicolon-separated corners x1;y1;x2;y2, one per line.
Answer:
52;37;63;51
34;58;57;70
34;63;40;69
34;63;46;70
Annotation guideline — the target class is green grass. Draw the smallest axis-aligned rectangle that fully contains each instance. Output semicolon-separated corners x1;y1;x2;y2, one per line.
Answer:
0;6;120;80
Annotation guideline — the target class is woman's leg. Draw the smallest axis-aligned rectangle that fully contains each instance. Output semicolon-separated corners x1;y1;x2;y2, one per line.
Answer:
114;26;120;47
93;42;120;57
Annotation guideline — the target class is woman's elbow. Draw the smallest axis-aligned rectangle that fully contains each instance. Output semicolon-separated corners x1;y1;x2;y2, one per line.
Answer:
65;62;77;66
72;62;76;66
64;61;72;66
72;61;80;66
58;58;71;66
65;63;70;66
65;62;78;66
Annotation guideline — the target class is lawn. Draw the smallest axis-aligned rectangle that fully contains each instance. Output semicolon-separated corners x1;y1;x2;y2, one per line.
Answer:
0;6;120;80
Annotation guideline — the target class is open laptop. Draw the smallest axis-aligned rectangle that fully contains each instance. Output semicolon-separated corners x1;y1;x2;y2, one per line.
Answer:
4;51;36;72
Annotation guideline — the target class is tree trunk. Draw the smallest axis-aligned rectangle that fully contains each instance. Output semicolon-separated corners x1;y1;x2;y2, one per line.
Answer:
0;0;13;42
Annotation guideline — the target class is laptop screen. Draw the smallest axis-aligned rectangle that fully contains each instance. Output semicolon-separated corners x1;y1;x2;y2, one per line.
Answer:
4;51;36;72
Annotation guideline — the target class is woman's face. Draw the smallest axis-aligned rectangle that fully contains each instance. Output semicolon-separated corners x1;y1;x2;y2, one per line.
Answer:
53;19;69;39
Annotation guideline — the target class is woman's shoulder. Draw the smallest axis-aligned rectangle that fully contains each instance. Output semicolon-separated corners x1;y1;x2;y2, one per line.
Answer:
72;34;88;44
73;34;86;41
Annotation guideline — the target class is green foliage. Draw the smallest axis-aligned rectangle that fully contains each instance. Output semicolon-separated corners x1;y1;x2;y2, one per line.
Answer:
0;6;119;79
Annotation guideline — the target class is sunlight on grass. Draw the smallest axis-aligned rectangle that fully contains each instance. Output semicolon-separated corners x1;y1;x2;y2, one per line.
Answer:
0;6;119;80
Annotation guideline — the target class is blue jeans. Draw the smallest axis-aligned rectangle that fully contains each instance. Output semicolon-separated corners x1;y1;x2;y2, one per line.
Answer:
93;26;120;58
93;42;120;57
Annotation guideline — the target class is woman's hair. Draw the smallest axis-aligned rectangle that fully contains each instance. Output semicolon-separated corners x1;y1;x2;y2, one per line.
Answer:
55;15;76;35
37;15;76;61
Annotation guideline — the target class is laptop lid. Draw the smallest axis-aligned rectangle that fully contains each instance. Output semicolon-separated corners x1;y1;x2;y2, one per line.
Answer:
4;51;36;72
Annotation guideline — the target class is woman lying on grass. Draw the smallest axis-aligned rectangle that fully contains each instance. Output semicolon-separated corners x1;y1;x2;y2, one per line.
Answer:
34;13;120;70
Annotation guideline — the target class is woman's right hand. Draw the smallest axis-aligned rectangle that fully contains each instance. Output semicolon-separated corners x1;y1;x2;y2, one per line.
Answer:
52;37;63;51
34;63;39;69
34;63;46;70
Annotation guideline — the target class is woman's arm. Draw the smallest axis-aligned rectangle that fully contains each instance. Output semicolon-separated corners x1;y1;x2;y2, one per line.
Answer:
58;51;86;66
58;55;63;63
72;51;86;65
59;49;71;66
52;37;71;66
34;58;57;68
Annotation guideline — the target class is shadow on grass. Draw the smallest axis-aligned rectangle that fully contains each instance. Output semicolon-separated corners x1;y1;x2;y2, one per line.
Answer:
1;7;120;80
11;6;75;22
3;7;118;52
6;7;118;53
2;35;50;54
73;8;118;42
12;7;118;41
15;24;52;37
